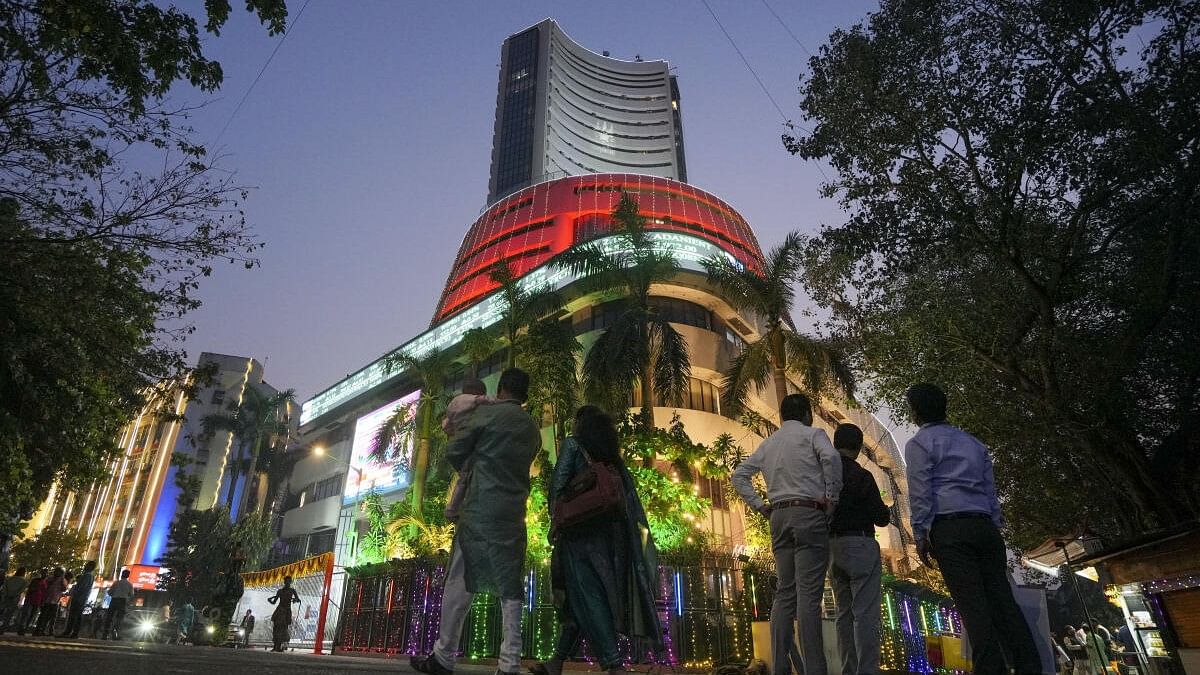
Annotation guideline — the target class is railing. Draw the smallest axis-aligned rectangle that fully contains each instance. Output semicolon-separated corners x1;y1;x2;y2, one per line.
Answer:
333;553;965;671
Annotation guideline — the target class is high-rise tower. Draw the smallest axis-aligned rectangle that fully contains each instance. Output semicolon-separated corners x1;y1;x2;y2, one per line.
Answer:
486;19;687;204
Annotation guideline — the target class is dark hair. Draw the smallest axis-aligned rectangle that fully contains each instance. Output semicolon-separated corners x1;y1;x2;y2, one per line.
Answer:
14;566;26;576
833;423;864;457
120;569;131;579
461;377;486;397
906;383;947;423
573;405;622;465
497;368;530;402
779;393;813;423
283;575;293;585
84;560;96;571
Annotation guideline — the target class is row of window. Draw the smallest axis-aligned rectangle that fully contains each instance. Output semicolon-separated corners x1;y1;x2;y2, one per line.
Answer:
631;377;722;416
286;473;343;510
572;297;718;334
493;28;540;197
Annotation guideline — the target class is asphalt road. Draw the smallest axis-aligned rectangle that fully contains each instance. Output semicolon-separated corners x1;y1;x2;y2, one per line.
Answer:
0;635;484;675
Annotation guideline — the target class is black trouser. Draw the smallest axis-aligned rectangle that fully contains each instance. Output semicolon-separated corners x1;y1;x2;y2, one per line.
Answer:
34;602;58;635
103;598;128;639
931;517;1041;675
63;599;85;636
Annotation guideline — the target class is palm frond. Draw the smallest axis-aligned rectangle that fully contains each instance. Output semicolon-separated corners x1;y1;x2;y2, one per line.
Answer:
720;340;773;417
651;317;691;406
784;331;856;400
582;311;648;413
701;253;762;314
369;402;417;467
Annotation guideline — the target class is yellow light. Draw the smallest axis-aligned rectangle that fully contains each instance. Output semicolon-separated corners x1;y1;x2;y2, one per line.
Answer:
312;445;325;456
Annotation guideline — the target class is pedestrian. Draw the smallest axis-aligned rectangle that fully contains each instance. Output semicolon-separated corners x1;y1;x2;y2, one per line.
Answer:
442;377;494;522
15;568;47;635
177;599;196;643
0;566;28;632
411;368;541;675
532;406;662;675
903;383;1039;675
239;608;255;648
732;393;843;675
62;560;96;637
103;569;134;640
828;423;891;675
267;575;301;652
1080;625;1109;675
1115;623;1135;653
34;567;67;636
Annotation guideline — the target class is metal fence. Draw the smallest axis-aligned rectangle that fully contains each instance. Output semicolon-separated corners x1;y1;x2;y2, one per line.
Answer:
333;553;964;672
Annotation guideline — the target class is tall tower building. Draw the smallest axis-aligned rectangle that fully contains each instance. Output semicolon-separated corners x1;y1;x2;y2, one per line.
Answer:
486;19;687;204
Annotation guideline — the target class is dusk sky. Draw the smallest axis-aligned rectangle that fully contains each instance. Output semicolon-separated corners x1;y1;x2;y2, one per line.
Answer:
175;1;883;412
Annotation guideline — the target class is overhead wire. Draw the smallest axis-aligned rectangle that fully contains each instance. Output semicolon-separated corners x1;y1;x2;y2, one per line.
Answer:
759;0;815;58
214;0;313;145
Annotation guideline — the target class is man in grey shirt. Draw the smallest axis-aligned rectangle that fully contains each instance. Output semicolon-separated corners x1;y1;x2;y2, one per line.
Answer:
733;394;842;675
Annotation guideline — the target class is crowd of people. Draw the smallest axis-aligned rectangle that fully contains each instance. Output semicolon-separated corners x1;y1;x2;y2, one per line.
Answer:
0;562;134;639
1053;622;1138;675
0;369;1113;673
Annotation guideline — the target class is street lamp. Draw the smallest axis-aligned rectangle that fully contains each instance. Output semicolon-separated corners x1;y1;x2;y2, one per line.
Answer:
309;445;365;565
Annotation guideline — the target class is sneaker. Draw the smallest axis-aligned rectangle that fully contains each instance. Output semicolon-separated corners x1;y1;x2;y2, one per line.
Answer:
411;654;453;675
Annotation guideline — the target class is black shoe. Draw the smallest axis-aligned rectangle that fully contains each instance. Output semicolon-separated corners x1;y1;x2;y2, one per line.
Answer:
411;653;453;675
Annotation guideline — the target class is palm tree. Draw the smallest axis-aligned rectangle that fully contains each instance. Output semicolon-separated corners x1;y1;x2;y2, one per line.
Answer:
555;193;690;429
515;317;583;452
459;327;499;378
377;348;454;521
489;259;562;368
202;386;296;520
258;439;299;519
701;231;854;418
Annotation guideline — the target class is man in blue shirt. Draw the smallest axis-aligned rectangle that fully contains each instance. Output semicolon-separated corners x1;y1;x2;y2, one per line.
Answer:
904;383;1038;674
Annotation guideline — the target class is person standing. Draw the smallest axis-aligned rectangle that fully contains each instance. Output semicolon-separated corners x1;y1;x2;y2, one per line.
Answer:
103;569;134;639
732;393;843;675
1080;625;1109;675
62;560;96;637
828;423;891;675
15;568;46;635
240;608;255;648
904;383;1039;674
267;575;301;652
0;567;28;632
411;368;541;675
533;406;662;675
34;567;67;636
177;599;196;643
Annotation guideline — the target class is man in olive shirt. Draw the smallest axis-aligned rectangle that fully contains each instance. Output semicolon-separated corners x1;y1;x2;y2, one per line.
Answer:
829;423;891;675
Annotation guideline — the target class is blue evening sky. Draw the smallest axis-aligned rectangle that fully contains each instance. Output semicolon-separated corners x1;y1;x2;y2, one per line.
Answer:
173;1;886;417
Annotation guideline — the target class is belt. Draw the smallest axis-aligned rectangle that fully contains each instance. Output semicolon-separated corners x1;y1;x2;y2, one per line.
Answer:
772;498;823;511
933;511;991;523
830;529;874;538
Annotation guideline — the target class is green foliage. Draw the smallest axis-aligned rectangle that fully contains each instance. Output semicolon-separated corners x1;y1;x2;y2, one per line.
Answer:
381;349;454;522
626;466;709;552
489;259;563;369
555;194;691;423
0;0;287;531
525;475;553;564
157;505;248;608
702;231;854;416
202;386;295;518
460;327;500;378
516;318;583;445
788;0;1200;545
9;526;92;573
357;491;407;565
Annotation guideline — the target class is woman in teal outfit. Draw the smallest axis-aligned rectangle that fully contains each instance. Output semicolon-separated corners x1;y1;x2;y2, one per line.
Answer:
534;406;662;675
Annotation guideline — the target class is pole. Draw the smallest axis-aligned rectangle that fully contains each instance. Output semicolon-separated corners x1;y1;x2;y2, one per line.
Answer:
1060;542;1099;638
312;552;334;655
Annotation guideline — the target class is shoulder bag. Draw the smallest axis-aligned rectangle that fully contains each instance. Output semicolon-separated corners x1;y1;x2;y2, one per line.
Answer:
552;444;625;533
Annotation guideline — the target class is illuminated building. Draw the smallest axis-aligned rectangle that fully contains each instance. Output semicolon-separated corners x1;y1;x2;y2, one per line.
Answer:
486;19;687;204
28;352;291;577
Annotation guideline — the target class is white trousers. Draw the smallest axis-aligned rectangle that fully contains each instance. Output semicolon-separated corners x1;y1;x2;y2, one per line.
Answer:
433;545;523;672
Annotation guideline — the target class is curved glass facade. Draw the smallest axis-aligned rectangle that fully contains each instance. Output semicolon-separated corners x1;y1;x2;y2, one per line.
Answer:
487;19;687;203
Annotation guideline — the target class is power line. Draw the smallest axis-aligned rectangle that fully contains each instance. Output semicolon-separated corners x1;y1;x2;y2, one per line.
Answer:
759;0;815;58
699;0;791;124
214;0;313;145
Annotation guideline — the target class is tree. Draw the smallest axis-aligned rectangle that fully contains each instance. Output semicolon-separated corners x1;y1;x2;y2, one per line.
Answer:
258;439;299;520
9;526;91;572
515;317;583;450
460;327;499;378
786;0;1200;545
0;0;288;535
202;386;296;520
702;232;854;418
556;194;691;428
489;259;563;368
378;349;454;523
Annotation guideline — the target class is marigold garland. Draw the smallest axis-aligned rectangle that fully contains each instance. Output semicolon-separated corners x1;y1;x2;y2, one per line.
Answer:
241;551;333;588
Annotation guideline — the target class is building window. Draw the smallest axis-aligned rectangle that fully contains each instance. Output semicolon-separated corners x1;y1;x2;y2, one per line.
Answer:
631;377;721;416
649;297;713;331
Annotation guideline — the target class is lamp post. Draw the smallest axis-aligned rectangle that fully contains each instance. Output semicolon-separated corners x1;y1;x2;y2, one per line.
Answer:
310;446;364;564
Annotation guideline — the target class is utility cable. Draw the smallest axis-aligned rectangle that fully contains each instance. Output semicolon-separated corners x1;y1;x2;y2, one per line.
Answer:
699;0;791;124
214;0;313;145
759;0;815;58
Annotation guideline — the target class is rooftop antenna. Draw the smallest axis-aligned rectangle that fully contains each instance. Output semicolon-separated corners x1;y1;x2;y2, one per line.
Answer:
602;50;610;56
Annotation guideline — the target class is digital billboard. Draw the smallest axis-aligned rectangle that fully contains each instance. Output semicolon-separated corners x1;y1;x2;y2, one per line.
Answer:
343;390;420;505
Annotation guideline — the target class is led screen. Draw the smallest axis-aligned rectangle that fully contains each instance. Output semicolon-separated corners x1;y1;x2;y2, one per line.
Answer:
343;390;420;505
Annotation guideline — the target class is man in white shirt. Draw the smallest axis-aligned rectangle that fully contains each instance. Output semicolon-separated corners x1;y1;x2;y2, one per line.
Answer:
103;569;134;640
733;394;843;675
